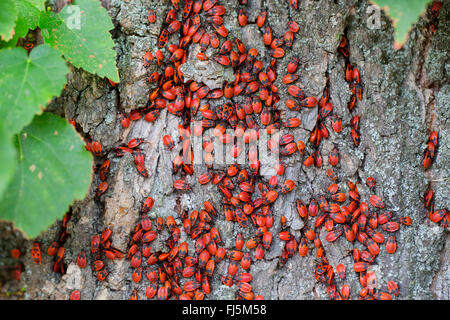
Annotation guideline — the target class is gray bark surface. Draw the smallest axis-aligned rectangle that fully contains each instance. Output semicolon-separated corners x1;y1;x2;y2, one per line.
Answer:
0;0;448;300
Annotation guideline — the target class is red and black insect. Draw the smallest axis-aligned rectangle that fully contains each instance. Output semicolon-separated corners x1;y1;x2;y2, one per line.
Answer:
45;241;58;257
31;242;42;264
328;148;339;166
235;208;248;228
325;229;343;242
386;235;397;254
173;179;190;191
97;269;109;281
136;164;149;178
91;235;101;259
158;29;169;48
162;135;175;151
147;9;156;23
238;9;248;27
387;280;400;297
75;250;86;269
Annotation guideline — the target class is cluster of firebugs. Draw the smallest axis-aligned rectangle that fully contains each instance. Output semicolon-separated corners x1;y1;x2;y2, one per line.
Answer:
9;0;447;300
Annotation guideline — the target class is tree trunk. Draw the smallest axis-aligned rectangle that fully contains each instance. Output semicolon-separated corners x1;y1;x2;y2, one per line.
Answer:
1;0;448;300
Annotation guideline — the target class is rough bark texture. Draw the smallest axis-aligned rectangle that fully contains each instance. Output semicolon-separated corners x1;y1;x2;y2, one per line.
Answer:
0;0;448;300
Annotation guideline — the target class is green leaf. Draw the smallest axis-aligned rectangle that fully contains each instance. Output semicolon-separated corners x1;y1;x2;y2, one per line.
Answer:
39;0;119;82
371;0;433;49
8;0;47;47
0;44;68;135
0;112;93;239
0;120;16;199
0;0;18;41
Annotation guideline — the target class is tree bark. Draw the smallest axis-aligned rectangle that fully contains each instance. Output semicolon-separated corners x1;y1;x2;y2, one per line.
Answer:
1;0;448;300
